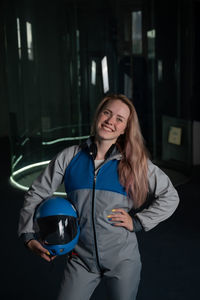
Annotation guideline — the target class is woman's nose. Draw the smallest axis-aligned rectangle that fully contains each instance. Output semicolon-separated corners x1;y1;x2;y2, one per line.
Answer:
106;115;114;124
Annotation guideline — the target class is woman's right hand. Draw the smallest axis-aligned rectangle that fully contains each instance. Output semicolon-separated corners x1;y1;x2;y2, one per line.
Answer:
26;239;55;262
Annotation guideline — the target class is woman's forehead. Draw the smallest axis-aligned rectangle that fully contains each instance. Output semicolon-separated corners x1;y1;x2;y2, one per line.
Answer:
103;99;130;117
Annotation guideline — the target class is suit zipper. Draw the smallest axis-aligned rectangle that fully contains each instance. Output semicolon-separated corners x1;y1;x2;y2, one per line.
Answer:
92;171;102;271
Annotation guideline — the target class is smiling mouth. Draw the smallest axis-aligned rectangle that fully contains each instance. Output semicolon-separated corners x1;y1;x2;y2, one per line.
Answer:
102;124;114;132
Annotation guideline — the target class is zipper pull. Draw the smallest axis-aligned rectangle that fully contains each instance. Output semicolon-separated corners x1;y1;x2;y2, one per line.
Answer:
94;174;97;182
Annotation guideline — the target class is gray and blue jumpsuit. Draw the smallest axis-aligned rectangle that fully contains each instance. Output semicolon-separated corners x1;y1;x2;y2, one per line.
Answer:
18;138;180;300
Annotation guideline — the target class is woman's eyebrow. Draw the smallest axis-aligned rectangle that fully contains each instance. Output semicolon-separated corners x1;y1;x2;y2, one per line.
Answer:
117;114;125;119
104;108;126;119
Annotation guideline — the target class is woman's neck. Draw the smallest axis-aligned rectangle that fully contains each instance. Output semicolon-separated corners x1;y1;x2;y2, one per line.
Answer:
94;138;114;160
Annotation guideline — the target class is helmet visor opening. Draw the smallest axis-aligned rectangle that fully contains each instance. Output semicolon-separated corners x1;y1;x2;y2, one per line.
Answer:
37;215;78;245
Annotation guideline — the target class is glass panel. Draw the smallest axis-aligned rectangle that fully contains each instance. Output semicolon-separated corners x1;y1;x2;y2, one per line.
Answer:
132;11;142;55
147;29;156;59
158;60;163;81
9;2;117;194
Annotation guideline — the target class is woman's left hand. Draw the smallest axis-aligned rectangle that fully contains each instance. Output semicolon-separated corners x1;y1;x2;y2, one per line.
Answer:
107;208;134;232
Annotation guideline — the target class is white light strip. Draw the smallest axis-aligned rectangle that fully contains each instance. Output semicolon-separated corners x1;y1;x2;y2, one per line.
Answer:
101;56;109;93
21;137;30;146
12;155;23;170
16;18;21;48
10;176;29;191
91;60;96;85
26;21;34;60
12;160;50;176
10;160;66;196
42;135;89;146
10;175;66;196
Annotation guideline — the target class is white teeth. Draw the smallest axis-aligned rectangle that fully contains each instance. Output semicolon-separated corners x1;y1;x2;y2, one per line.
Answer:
102;125;113;132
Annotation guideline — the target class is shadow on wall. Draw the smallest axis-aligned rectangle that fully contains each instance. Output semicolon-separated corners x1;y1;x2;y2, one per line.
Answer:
0;136;11;182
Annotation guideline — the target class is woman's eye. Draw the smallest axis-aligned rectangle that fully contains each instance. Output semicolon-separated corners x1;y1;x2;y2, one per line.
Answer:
103;111;110;115
117;118;123;122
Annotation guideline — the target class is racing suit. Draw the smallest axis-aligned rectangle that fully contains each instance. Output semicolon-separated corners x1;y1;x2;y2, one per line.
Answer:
18;138;179;300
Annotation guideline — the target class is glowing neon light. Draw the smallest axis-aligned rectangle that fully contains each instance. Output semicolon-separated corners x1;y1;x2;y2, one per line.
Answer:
21;137;30;146
10;160;66;196
10;135;90;194
42;135;89;145
12;160;50;176
12;155;23;170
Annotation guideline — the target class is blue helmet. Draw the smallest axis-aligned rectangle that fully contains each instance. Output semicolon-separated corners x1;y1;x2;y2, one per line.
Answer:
35;197;80;256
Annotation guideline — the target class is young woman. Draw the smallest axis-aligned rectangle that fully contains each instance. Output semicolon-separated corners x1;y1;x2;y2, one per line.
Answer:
18;94;179;300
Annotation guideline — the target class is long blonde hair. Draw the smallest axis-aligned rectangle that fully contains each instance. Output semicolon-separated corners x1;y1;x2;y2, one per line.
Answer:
91;94;149;208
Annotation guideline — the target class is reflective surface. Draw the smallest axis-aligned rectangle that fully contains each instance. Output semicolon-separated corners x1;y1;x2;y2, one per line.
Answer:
5;0;190;191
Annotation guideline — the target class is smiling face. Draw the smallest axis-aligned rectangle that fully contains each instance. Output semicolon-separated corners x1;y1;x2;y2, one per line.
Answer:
95;99;130;143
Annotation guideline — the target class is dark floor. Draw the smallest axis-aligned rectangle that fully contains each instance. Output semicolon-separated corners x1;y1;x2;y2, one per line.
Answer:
0;166;200;300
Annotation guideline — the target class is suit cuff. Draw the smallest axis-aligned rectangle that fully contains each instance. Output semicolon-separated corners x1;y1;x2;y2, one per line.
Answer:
128;209;143;232
20;233;36;245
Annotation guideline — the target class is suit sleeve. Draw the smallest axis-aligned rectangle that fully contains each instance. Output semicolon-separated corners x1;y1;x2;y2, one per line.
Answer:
18;146;78;239
135;160;180;231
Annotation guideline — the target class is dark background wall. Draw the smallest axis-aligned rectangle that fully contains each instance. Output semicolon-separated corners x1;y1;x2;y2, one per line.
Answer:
0;1;200;300
0;0;199;180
